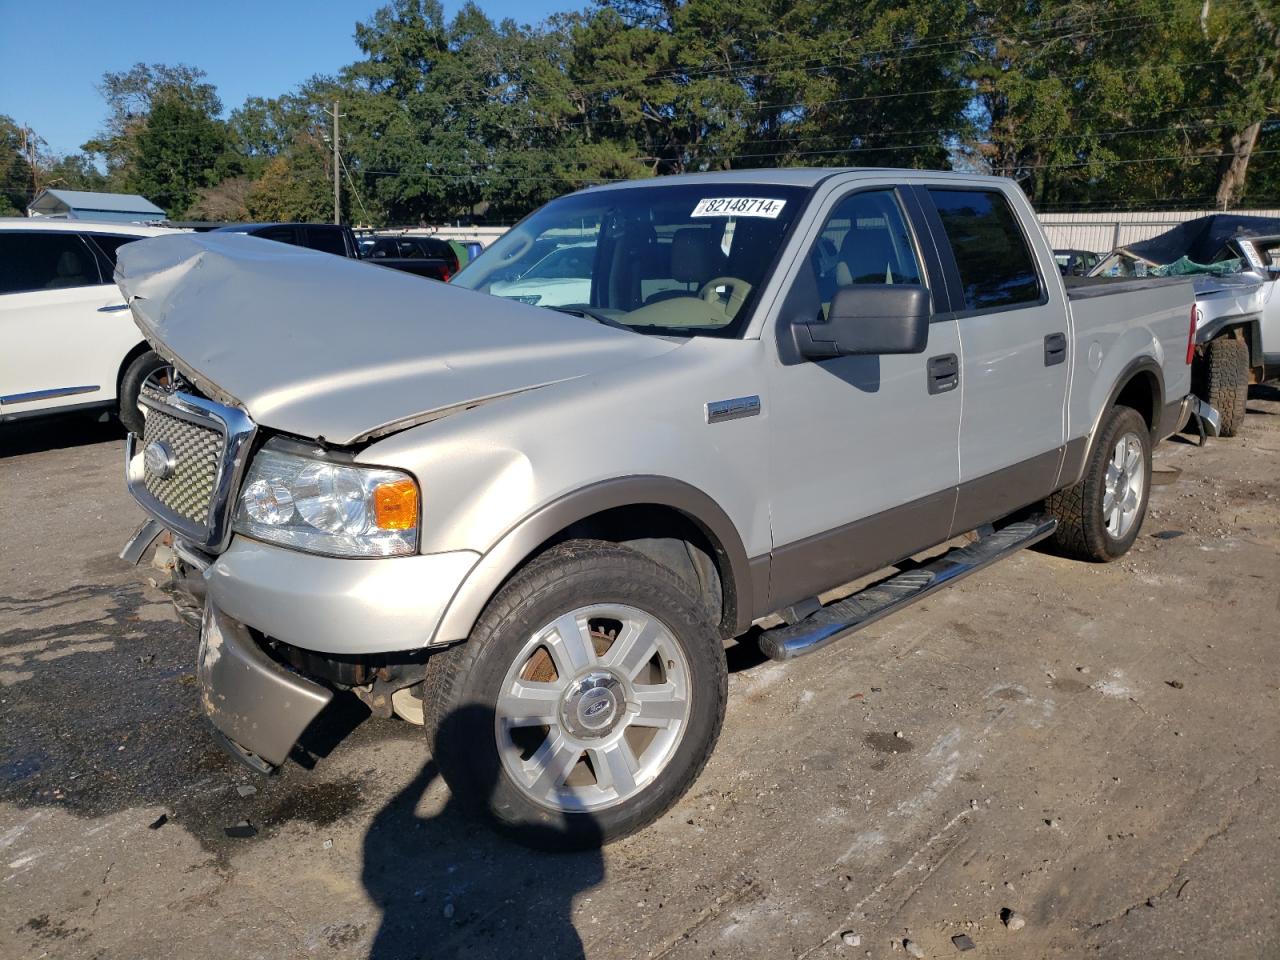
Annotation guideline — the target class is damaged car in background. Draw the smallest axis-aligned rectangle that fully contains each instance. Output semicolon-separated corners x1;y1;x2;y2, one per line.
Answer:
118;170;1214;849
1091;213;1280;436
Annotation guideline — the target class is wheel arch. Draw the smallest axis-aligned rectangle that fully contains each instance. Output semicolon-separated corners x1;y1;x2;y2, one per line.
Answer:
431;476;756;645
116;341;153;399
1101;356;1165;442
1201;316;1262;369
1066;357;1165;489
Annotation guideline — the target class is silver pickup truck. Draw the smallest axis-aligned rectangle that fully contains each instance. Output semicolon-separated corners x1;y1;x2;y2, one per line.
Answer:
117;170;1212;848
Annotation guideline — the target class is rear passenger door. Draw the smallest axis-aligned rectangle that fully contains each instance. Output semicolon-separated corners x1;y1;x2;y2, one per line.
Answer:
0;231;129;416
920;186;1069;532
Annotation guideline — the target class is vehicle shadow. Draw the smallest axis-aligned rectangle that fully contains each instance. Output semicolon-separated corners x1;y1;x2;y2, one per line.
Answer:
0;409;124;458
361;704;603;960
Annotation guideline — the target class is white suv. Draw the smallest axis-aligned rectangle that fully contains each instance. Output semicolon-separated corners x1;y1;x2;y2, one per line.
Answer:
0;218;179;433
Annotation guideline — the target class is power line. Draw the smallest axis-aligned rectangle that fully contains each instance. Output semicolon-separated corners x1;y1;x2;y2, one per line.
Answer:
525;4;1230;93
341;10;1200;137
346;115;1267;176
350;148;1280;186
337;149;372;223
471;56;1254;139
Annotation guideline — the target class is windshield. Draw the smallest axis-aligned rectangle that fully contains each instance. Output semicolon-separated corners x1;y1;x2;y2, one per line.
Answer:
453;183;809;336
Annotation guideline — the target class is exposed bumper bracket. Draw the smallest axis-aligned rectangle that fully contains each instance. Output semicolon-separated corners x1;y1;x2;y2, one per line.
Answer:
119;517;166;565
1179;394;1222;446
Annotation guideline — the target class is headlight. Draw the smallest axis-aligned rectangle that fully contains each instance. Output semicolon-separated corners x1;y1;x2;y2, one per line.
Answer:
232;441;419;557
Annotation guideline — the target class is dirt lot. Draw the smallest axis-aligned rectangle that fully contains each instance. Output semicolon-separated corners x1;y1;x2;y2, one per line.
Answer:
1;391;1278;960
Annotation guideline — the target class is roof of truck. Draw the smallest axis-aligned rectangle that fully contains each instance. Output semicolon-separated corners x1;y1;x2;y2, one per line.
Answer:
585;167;1006;190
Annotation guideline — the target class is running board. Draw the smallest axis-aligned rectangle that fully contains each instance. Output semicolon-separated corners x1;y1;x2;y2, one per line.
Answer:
757;517;1057;662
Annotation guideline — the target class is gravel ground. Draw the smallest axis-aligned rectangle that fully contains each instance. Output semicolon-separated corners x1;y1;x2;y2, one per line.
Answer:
1;389;1278;960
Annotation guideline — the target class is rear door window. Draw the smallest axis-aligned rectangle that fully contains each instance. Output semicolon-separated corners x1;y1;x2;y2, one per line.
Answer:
254;226;299;246
305;226;349;256
85;233;142;275
927;189;1041;311
0;232;103;294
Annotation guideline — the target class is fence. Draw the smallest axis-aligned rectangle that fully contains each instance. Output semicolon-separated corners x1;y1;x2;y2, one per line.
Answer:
1039;209;1280;254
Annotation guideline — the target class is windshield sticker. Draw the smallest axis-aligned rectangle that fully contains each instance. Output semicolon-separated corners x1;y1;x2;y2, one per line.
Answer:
691;197;787;219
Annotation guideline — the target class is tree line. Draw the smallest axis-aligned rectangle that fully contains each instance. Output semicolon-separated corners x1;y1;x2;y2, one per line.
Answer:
3;0;1277;225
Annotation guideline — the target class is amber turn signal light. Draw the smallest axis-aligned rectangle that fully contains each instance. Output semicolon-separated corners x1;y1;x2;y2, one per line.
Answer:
373;477;419;531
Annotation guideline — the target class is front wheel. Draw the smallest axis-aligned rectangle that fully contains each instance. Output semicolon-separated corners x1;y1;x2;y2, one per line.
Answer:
422;540;727;849
1046;405;1152;562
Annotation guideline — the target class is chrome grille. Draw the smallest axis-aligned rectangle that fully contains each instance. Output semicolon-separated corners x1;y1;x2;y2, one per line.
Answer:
126;382;257;553
140;404;222;522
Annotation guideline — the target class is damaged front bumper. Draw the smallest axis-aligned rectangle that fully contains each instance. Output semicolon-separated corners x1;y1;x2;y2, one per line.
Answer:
120;520;331;769
198;602;333;771
119;519;479;771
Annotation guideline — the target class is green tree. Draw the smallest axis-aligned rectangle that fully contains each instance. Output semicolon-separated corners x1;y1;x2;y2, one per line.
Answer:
84;62;224;190
966;1;1280;210
126;92;241;216
41;153;108;192
0;116;35;215
244;136;342;222
229;92;327;177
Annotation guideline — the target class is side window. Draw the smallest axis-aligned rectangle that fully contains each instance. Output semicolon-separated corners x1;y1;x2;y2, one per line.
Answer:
304;227;348;256
810;189;922;307
928;189;1041;311
0;232;102;295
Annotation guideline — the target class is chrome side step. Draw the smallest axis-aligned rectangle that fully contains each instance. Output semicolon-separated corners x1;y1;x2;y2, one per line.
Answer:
757;517;1057;662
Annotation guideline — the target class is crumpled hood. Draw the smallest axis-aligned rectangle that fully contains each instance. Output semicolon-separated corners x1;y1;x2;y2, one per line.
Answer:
115;233;676;445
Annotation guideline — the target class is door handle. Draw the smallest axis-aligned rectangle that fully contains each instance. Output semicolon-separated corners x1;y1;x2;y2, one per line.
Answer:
98;303;129;313
926;353;959;394
1044;332;1067;366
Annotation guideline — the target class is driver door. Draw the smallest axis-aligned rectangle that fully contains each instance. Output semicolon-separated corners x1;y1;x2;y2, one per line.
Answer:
765;186;963;610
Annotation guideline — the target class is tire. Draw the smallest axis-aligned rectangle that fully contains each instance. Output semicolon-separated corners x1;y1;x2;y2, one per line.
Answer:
1200;335;1249;438
1046;405;1152;562
118;350;172;436
422;539;727;850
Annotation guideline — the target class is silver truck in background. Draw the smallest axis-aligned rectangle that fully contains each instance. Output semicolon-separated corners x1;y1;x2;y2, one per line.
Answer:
117;170;1212;848
1091;214;1280;436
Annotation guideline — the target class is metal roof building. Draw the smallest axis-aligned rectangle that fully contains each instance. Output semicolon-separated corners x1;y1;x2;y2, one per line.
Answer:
26;188;165;223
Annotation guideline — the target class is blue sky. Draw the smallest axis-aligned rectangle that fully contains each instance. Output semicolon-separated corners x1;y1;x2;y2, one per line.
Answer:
0;0;574;157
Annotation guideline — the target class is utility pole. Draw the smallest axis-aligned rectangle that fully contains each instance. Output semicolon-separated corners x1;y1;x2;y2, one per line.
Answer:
21;124;40;196
331;101;340;225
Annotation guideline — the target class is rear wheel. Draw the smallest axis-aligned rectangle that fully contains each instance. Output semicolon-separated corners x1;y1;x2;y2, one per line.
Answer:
1199;335;1249;437
423;540;726;849
1046;405;1151;562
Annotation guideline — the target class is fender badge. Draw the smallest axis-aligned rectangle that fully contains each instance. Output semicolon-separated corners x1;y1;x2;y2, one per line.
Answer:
706;395;761;424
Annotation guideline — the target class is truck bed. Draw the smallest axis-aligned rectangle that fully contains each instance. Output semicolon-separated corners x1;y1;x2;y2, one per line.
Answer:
1062;275;1195;445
